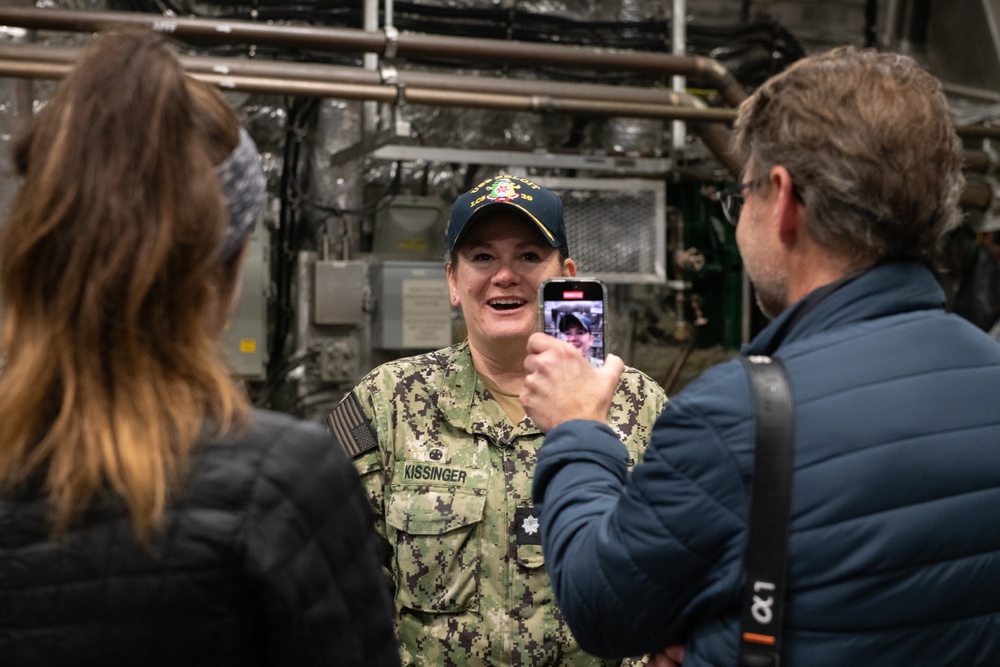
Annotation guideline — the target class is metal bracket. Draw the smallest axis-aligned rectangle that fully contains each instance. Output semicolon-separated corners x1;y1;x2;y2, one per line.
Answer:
383;25;400;60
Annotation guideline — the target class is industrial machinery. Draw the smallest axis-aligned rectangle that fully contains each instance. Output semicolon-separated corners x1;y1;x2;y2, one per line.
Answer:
1;0;998;421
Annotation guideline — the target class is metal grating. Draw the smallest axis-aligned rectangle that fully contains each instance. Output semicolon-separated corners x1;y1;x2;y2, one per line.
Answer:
534;177;666;284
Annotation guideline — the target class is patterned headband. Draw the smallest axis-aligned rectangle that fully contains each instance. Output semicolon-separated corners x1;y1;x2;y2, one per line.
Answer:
215;126;266;261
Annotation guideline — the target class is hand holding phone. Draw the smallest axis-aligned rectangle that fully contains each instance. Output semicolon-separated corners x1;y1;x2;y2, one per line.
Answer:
538;278;607;367
522;329;625;432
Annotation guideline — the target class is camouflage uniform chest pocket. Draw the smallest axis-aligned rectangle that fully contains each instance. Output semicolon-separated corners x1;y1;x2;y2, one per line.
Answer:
385;486;486;613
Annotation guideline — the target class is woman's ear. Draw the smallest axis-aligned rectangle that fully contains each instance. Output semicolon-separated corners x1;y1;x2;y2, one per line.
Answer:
561;257;577;277
446;261;460;306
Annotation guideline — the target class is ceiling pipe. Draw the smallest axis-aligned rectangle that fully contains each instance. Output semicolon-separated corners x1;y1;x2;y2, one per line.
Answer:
0;10;995;173
0;6;749;107
0;57;735;123
960;180;993;209
0;42;744;175
671;0;688;155
955;125;1000;141
0;43;718;109
362;0;381;137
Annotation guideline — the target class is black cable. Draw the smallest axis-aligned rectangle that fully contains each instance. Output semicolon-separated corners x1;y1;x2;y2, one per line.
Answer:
268;95;321;381
865;0;879;48
251;349;319;409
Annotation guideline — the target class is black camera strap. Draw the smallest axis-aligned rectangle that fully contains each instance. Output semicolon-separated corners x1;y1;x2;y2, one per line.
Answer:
738;355;794;667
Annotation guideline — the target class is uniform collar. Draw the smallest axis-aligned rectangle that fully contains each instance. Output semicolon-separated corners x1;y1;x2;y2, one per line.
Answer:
435;340;542;440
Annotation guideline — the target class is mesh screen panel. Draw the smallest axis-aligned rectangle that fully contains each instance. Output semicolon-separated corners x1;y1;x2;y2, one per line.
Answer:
536;177;666;284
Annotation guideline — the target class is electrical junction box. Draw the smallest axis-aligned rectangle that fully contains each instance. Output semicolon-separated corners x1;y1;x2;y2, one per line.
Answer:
373;194;449;261
319;335;361;383
373;261;452;350
314;260;367;325
221;229;268;380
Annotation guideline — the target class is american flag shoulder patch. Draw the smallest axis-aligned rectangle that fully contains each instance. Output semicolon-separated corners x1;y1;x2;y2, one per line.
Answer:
327;393;379;458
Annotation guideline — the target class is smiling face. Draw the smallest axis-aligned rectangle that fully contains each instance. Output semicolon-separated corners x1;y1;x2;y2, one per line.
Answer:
561;324;594;358
447;211;575;362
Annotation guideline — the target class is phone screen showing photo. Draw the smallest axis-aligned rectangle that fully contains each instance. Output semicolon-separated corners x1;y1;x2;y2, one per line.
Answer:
539;278;607;367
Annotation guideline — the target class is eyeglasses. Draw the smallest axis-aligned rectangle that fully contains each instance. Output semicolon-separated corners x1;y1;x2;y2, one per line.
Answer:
714;178;766;226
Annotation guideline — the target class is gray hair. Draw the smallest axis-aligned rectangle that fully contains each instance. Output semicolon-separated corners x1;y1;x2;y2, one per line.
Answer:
731;46;965;269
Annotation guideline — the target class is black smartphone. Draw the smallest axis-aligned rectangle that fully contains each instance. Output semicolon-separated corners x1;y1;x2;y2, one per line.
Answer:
538;278;608;367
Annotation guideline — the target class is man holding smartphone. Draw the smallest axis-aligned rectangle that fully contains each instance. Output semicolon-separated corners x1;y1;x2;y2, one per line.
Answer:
521;47;1000;666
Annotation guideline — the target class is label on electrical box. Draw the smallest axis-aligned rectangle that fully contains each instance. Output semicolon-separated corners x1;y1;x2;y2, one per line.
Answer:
401;279;451;348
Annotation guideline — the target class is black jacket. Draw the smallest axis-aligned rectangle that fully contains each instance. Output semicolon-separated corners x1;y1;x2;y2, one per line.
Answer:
0;408;400;666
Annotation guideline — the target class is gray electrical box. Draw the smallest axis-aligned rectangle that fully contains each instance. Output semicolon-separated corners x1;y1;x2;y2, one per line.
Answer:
221;229;269;380
314;260;367;325
319;335;361;383
373;261;452;350
373;194;449;261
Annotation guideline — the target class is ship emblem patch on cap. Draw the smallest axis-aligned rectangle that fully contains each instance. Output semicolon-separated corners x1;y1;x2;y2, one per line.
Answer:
486;178;520;203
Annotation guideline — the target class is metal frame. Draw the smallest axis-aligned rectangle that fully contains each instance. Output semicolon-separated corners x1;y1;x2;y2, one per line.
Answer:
534;176;667;284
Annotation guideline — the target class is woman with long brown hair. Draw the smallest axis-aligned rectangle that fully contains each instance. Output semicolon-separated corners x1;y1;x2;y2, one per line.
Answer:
0;27;399;666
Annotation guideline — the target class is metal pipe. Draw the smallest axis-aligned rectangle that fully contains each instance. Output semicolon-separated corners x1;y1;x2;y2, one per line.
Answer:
963;150;996;173
0;43;726;110
402;32;748;107
696;122;742;175
0;57;738;122
954;125;1000;141
363;0;380;136
864;0;879;48
2;20;992;175
0;6;749;107
0;44;744;175
895;0;932;57
671;0;687;154
960;180;993;209
0;8;383;54
384;0;394;31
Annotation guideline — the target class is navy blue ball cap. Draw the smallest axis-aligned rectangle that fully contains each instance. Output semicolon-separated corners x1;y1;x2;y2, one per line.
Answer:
559;313;592;333
448;174;568;254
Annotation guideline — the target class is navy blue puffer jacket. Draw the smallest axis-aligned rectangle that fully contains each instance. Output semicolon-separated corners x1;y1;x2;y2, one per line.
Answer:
534;263;1000;666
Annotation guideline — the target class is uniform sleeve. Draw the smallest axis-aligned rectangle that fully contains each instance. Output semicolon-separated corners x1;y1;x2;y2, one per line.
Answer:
533;365;752;659
328;384;393;582
611;367;668;465
245;419;400;667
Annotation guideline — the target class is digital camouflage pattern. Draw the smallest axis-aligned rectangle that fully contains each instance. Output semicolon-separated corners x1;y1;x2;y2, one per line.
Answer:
330;341;667;667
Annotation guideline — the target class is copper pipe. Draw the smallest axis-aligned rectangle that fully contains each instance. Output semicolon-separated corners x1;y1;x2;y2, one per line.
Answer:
960;180;993;210
3;5;996;142
0;44;743;175
4;14;992;177
0;8;381;54
956;125;1000;141
0;58;737;123
695;122;742;176
0;6;749;106
0;43;727;110
963;150;995;172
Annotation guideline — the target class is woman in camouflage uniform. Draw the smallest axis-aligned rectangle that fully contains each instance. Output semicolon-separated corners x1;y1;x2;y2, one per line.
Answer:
329;174;666;666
